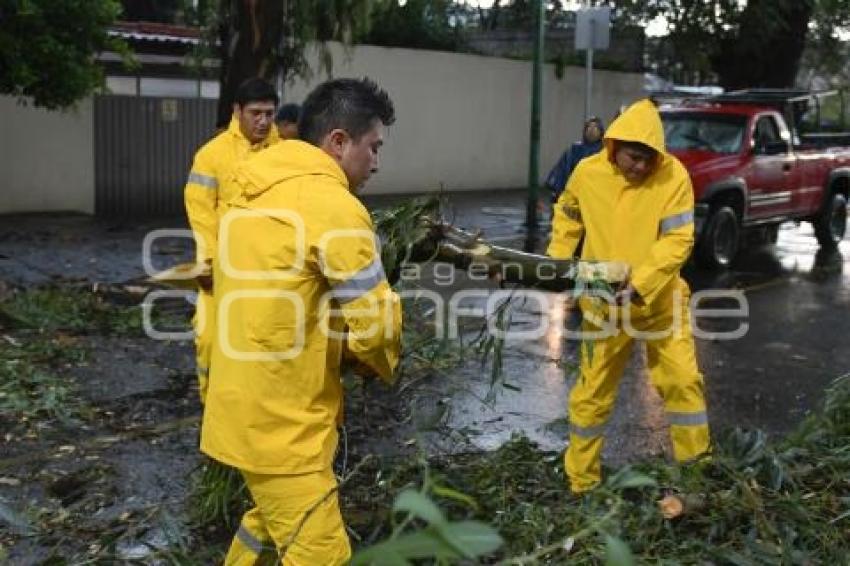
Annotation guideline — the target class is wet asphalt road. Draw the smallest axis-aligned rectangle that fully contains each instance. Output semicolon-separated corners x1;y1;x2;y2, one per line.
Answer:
1;189;848;465
399;191;850;463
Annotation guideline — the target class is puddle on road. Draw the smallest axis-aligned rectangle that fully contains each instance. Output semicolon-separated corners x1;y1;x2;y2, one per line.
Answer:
420;292;672;466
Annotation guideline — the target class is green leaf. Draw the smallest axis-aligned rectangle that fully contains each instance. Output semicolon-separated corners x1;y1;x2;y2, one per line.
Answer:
393;489;446;526
350;528;461;564
431;483;479;512
434;520;503;558
351;520;502;565
606;468;657;491
573;279;586;297
604;534;636;566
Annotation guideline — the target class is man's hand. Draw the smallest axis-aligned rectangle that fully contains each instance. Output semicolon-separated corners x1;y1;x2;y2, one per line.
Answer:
195;260;213;292
349;359;379;379
563;294;579;315
342;339;380;379
615;283;644;306
196;273;213;292
612;266;643;306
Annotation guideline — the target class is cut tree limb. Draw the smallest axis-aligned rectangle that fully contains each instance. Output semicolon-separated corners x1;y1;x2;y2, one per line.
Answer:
146;213;628;291
421;220;628;291
658;493;707;519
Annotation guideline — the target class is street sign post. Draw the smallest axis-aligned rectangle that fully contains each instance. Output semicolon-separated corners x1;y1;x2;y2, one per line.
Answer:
575;7;611;119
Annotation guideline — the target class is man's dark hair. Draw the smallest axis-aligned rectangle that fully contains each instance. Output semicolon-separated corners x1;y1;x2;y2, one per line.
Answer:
234;77;279;107
275;103;301;124
299;78;395;145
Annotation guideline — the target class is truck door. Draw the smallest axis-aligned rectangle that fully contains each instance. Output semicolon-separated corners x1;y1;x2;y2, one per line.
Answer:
746;114;799;219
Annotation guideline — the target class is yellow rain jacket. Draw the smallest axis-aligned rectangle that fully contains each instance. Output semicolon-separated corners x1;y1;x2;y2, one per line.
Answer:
547;99;709;494
184;115;280;263
200;139;402;475
184;116;279;401
547;99;694;310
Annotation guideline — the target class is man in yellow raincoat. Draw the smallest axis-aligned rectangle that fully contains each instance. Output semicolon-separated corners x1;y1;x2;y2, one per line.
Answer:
547;99;710;494
201;78;401;564
183;78;280;402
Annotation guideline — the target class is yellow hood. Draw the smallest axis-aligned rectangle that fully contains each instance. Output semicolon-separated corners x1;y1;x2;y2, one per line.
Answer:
232;139;349;198
603;99;666;157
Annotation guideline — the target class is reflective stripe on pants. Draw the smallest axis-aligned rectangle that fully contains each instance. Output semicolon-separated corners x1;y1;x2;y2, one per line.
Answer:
225;507;277;565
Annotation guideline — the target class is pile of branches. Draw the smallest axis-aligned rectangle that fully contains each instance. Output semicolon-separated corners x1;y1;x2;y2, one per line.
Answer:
343;373;850;563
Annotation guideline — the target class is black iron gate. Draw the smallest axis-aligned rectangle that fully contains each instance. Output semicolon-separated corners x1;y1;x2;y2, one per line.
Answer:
94;95;217;217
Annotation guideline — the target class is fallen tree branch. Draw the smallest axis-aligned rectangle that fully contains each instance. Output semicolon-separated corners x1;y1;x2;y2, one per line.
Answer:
146;203;628;291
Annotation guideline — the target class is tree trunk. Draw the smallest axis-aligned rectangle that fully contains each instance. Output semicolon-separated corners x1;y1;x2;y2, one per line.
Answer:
148;218;629;291
712;0;814;90
216;0;285;128
424;222;628;290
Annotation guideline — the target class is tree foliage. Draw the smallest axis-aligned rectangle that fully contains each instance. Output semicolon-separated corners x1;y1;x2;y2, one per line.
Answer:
206;0;849;118
210;0;375;127
359;0;466;52
120;0;184;22
471;0;570;31
0;0;131;109
711;0;814;90
598;0;849;89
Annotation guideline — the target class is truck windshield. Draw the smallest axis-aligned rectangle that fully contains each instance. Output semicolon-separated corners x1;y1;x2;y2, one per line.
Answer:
661;113;747;154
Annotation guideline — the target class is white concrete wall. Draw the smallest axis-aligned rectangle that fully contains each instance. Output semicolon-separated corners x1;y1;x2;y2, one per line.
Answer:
285;43;644;194
0;44;644;214
0;96;95;213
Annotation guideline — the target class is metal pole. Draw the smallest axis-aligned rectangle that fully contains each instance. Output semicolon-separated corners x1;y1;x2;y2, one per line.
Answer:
585;21;595;119
525;0;545;235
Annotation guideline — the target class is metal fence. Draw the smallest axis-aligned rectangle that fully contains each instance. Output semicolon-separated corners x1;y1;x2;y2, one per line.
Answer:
94;95;217;217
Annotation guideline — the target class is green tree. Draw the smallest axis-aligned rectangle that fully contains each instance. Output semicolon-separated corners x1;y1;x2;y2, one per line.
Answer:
603;0;850;89
0;0;131;109
711;0;814;90
474;0;569;31
360;0;466;52
120;0;183;22
210;0;375;128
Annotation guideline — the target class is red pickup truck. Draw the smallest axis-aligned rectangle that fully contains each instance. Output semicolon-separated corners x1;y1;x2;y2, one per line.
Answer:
659;90;850;268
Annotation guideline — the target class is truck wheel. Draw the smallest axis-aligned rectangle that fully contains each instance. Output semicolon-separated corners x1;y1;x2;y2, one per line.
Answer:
696;206;740;269
813;193;847;249
764;224;779;244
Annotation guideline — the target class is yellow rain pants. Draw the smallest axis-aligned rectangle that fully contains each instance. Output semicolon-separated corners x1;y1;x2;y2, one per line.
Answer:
566;281;710;493
224;468;350;565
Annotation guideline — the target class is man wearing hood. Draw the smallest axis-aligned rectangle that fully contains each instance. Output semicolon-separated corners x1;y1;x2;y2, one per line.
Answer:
201;78;401;564
183;78;280;403
547;99;710;494
545;116;605;203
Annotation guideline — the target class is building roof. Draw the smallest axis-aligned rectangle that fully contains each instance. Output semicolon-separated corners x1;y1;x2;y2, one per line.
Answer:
109;21;202;46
